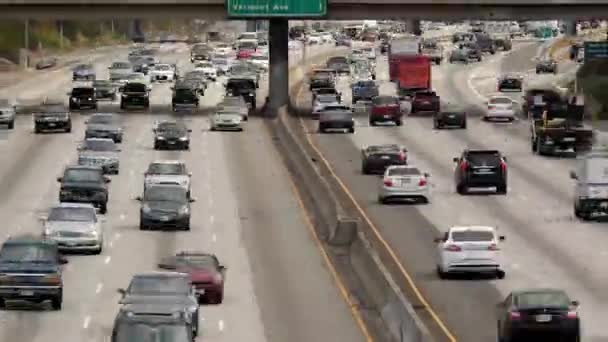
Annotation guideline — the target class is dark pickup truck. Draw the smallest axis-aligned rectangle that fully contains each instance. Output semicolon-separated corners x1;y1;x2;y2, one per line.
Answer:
58;165;110;214
351;80;379;103
0;235;67;310
526;90;594;156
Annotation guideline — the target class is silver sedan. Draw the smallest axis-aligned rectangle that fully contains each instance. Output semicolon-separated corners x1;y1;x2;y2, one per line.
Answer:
378;165;431;204
41;203;104;254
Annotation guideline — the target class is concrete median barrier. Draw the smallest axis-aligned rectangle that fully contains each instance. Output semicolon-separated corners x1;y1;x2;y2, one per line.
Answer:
267;46;434;341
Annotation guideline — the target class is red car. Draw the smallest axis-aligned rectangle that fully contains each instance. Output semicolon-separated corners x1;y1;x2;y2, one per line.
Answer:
369;95;403;126
237;49;255;60
410;90;440;114
158;251;227;304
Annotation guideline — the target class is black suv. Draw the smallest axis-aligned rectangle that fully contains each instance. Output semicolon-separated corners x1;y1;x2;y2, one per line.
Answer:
68;86;97;110
154;121;191;150
0;235;67;310
120;82;149;110
57;165;110;214
225;77;257;110
453;150;508;194
33;103;72;133
172;83;199;112
361;144;408;174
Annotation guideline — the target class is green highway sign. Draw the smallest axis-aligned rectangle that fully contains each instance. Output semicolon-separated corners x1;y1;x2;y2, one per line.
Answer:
584;41;608;63
226;0;327;17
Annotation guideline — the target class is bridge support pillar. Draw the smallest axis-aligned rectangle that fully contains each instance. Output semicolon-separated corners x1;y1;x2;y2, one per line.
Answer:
268;18;289;118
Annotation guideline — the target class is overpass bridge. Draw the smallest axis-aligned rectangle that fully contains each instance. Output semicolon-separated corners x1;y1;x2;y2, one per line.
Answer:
2;0;604;115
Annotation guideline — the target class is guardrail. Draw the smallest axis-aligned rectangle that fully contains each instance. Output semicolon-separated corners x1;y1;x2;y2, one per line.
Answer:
268;46;435;342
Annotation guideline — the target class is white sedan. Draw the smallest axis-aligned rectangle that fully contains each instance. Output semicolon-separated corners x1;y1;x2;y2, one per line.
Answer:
435;226;506;279
149;64;175;82
194;61;218;81
484;95;517;122
378;165;430;204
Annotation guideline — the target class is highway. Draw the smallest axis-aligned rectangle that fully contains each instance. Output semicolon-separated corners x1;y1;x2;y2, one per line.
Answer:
296;40;608;342
0;41;366;342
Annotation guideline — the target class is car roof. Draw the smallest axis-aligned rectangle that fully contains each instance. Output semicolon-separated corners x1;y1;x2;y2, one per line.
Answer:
5;234;58;245
511;288;567;295
151;160;185;165
85;137;115;143
65;164;104;171
146;183;187;191
449;225;495;233
367;144;401;151
53;203;96;209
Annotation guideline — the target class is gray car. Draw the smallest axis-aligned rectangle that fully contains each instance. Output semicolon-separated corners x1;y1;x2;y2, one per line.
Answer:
72;63;96;81
42;203;103;254
571;151;608;220
117;272;200;337
137;184;195;230
0;99;16;129
85;113;123;143
77;138;121;175
318;108;355;133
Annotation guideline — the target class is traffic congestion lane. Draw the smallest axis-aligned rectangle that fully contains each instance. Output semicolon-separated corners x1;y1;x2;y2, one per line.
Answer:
380;45;608;340
0;40;367;342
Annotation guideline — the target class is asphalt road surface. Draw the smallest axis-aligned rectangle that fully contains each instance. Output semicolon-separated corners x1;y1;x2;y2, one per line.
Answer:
0;42;366;342
297;40;608;342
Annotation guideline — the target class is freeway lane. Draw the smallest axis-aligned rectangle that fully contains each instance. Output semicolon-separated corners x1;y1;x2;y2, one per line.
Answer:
297;41;608;341
0;41;366;342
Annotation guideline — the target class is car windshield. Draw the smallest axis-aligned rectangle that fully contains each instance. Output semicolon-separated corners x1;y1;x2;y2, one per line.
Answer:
213;59;227;65
128;276;190;295
328;57;347;64
64;169;102;182
314;71;332;79
157;124;187;134
75;64;92;70
517;291;570;310
84;139;116;151
112;63;130;69
373;96;399;105
155;65;171;71
221;98;243;106
239;42;257;49
89;115;114;125
93;81;111;87
317;95;338;103
147;163;185;175
174;255;216;269
490;97;513;104
71;88;94;96
115;323;190;342
144;186;187;202
196;63;213;68
451;230;494;242
0;244;56;263
48;207;95;222
124;83;147;92
356;81;375;88
250;55;267;61
127;74;144;80
388;167;420;176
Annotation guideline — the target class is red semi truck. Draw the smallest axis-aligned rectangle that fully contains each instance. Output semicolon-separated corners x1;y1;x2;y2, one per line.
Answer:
388;37;438;113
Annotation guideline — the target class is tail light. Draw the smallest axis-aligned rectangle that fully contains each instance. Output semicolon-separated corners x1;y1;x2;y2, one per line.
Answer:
500;161;507;172
383;178;393;186
212;273;223;284
460;161;468;172
566;311;578;319
509;311;521;320
444;244;461;252
418;178;427;186
488;243;500;251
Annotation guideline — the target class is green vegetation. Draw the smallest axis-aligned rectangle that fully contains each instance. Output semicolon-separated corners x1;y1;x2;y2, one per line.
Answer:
578;60;608;119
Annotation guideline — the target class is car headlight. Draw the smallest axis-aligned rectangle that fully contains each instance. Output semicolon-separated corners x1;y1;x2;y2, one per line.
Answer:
44;228;53;236
142;204;152;213
179;137;188;141
88;231;99;238
60;190;71;196
544;137;554;144
156;136;166;140
88;98;92;101
179;206;189;215
187;305;197;313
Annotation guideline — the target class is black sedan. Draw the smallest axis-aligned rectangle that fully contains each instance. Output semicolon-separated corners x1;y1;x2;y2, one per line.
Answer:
434;111;466;129
498;75;523;92
536;59;558;74
153;121;191;150
361;144;407;174
497;289;580;342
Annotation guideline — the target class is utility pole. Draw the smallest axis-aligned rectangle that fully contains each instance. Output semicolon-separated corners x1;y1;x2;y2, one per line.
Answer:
111;20;115;34
24;19;29;68
59;20;64;49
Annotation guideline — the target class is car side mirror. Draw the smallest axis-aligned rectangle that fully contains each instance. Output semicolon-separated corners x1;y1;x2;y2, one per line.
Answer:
38;215;47;222
569;171;577;179
571;300;579;307
58;255;68;264
115;149;122;152
434;237;444;243
502;157;507;162
188;129;193;132
452;157;459;162
499;235;505;241
117;288;126;296
104;177;111;183
189;197;197;203
135;196;142;201
424;173;430;177
77;146;83;151
188;172;192;177
56;177;63;182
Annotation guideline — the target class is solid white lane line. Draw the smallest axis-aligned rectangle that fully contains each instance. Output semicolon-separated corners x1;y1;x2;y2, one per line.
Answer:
212;234;217;243
104;256;111;264
218;320;225;332
83;316;91;329
119;214;126;221
210;215;215;224
95;283;103;294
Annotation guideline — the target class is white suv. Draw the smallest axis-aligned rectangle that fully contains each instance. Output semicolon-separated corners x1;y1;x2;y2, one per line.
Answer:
435;226;506;279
